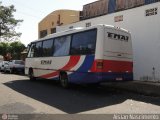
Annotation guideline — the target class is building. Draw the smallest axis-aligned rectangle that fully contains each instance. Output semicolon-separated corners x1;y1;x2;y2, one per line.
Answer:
82;0;158;20
38;10;80;38
56;2;160;81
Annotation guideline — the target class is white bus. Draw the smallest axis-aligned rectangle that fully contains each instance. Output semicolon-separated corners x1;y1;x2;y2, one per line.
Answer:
25;24;133;88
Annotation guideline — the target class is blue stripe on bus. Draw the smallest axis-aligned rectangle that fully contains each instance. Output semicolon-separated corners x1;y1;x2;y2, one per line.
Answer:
68;72;133;84
76;55;95;72
68;55;95;82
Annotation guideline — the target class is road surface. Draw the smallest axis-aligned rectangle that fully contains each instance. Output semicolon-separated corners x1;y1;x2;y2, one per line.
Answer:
0;72;160;114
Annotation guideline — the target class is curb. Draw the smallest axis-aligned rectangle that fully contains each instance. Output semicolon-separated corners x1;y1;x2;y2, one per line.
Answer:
102;81;160;97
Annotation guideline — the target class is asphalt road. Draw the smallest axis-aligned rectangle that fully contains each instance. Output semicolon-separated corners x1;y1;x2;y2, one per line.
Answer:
0;72;160;114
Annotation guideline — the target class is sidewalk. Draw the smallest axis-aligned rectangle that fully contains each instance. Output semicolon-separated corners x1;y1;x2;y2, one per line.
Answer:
102;80;160;97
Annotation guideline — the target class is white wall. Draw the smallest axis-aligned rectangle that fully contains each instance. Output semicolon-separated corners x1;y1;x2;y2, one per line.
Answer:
57;2;160;80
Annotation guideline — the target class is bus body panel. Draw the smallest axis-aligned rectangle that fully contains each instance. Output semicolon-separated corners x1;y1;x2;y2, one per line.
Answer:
104;27;132;62
25;56;70;78
25;55;96;83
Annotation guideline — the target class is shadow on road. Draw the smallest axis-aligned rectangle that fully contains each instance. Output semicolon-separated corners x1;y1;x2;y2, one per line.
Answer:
3;79;160;113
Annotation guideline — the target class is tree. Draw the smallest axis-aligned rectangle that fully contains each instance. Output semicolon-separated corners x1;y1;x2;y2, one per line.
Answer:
0;42;9;56
0;41;26;60
0;2;23;41
9;41;26;59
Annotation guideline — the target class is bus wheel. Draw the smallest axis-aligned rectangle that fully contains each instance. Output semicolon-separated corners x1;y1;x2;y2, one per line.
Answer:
29;69;36;81
60;72;69;88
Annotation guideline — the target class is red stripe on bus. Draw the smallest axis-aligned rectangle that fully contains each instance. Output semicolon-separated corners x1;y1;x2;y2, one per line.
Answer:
90;60;133;73
39;56;81;79
103;60;133;72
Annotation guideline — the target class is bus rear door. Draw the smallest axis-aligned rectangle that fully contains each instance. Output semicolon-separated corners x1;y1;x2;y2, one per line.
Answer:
103;27;133;81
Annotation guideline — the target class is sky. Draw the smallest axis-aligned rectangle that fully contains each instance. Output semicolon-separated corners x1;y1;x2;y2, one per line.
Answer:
1;0;97;46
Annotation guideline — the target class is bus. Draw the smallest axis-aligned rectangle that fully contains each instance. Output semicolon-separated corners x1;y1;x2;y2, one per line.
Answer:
25;24;133;88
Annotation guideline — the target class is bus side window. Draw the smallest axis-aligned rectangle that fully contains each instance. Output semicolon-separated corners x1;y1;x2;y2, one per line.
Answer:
42;39;54;57
70;29;97;55
27;43;35;58
53;35;71;56
34;42;43;57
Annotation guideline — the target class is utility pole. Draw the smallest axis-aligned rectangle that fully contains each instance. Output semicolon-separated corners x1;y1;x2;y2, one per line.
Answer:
152;67;156;81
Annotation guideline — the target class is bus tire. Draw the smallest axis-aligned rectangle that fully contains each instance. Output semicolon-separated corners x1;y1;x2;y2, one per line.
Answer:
60;72;69;88
29;69;36;81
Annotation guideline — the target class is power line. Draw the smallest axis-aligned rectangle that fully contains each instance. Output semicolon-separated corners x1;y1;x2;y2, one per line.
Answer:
2;0;43;20
2;0;46;19
16;11;41;20
8;0;46;14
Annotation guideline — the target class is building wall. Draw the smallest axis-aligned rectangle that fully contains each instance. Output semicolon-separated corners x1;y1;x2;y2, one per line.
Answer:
38;10;80;38
83;0;109;19
82;0;160;20
57;2;160;81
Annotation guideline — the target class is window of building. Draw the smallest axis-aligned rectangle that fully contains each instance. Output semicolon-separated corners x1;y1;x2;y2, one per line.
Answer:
145;7;158;16
69;26;74;29
114;15;123;22
53;36;71;56
86;22;91;27
40;30;47;38
51;28;56;34
70;29;97;55
42;39;54;57
34;42;43;57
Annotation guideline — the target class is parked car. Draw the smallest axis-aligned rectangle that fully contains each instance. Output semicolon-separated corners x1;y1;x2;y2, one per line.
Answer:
4;60;25;74
0;61;9;72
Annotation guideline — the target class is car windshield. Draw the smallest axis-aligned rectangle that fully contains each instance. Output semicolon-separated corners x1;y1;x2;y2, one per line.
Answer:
15;61;24;65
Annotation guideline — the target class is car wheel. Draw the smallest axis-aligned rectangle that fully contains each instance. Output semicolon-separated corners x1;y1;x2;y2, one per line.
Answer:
60;72;69;88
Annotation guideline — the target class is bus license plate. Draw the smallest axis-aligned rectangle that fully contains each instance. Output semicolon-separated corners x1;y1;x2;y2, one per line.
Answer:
116;78;123;81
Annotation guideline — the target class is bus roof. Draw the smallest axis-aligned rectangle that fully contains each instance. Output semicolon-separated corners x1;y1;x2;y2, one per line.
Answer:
32;24;130;43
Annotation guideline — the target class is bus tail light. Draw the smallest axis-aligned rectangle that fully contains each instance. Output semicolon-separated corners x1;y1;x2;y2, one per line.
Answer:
96;60;103;69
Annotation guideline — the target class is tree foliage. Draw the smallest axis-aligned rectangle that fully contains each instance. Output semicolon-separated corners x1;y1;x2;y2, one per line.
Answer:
0;41;26;60
0;2;23;41
9;41;26;59
0;42;9;56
